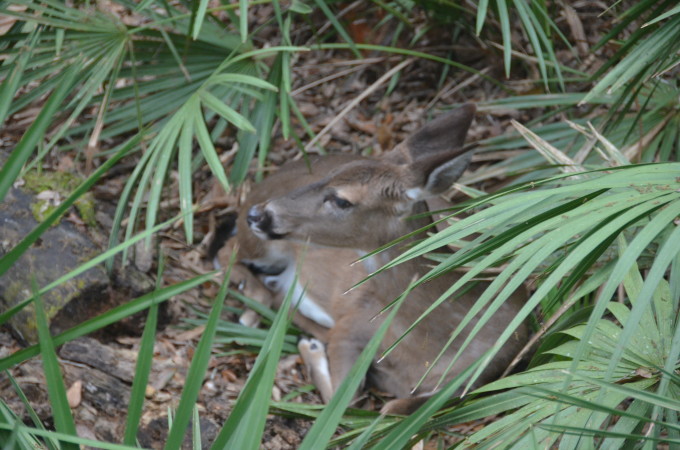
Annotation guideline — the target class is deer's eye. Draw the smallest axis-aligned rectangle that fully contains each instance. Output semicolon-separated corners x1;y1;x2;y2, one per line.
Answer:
325;193;353;209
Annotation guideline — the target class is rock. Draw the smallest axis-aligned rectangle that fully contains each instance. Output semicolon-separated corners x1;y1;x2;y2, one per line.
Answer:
59;337;136;383
62;362;130;417
0;185;110;344
0;165;159;343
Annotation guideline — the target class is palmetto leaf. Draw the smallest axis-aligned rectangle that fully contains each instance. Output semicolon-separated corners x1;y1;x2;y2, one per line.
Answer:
0;2;299;250
32;282;78;450
439;265;677;447
122;257;165;446
472;85;680;185
368;161;679;447
474;0;567;89
369;161;678;390
584;10;680;104
465;292;678;447
210;264;296;450
165;263;232;450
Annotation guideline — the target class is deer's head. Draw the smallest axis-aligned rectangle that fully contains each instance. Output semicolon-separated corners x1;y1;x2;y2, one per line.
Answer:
248;104;476;251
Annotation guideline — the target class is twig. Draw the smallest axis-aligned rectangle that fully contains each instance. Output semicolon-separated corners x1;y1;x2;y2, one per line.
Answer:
304;58;415;152
501;295;579;377
291;61;384;97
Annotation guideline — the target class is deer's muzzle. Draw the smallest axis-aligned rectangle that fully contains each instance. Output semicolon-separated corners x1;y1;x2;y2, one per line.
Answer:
247;204;286;240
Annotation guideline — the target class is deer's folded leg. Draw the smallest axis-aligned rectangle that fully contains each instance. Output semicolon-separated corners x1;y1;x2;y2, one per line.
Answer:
380;393;434;416
298;338;334;403
326;317;374;397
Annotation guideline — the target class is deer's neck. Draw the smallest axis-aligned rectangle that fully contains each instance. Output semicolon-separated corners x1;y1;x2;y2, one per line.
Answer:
362;201;454;302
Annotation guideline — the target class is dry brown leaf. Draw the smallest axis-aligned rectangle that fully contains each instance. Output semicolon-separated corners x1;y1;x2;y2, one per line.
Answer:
67;380;82;408
175;325;205;342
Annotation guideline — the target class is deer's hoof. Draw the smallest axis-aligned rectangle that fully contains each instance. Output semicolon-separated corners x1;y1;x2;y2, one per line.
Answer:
298;338;326;361
238;309;261;328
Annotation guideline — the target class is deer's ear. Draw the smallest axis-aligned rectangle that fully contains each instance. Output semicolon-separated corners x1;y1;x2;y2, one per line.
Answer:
405;104;476;159
405;151;473;200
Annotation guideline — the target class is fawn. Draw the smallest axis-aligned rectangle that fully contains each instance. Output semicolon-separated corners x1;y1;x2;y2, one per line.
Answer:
222;104;529;414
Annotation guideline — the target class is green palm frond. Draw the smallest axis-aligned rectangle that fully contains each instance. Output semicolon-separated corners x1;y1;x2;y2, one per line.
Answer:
0;2;308;250
395;162;678;386
584;3;680;107
474;0;569;89
471;82;680;184
366;156;679;447
0;378;56;449
462;270;678;448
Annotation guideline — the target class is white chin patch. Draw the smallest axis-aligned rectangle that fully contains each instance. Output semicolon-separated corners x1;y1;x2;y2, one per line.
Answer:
250;227;269;240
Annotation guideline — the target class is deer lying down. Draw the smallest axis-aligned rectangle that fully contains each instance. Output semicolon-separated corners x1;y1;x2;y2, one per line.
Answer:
245;104;529;414
214;155;375;400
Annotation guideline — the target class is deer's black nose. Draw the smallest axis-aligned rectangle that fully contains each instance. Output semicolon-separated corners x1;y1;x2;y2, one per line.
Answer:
247;205;269;230
247;204;286;239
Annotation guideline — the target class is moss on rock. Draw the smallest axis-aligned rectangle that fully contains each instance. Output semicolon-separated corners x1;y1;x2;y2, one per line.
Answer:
23;170;97;227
